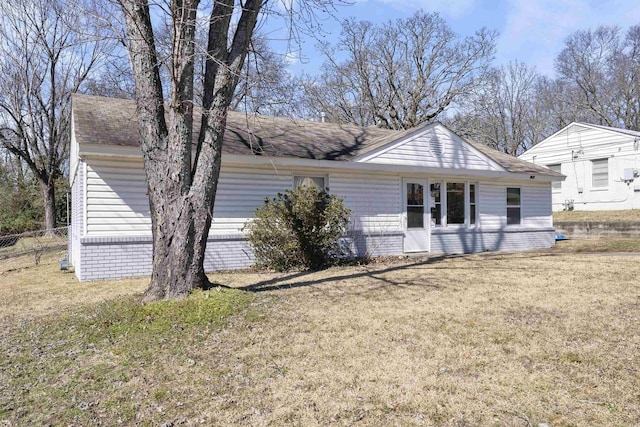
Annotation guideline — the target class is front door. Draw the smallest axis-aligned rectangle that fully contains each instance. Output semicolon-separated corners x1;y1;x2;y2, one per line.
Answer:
403;178;430;252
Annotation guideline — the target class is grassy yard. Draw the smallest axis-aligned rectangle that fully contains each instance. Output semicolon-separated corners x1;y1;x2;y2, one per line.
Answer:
1;242;639;426
553;209;640;222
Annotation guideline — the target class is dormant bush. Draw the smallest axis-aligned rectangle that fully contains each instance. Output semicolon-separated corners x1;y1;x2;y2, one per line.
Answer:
245;186;351;271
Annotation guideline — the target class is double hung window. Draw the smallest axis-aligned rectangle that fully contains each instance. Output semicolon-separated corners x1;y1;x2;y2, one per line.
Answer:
506;187;521;225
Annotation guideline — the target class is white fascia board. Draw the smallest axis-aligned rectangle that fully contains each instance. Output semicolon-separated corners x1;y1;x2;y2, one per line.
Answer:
79;143;559;182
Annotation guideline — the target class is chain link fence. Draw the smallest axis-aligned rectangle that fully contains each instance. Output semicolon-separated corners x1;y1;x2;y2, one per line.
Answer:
0;227;68;265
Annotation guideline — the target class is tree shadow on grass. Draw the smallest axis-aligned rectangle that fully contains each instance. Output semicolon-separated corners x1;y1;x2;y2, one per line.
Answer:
236;254;455;293
232;250;578;294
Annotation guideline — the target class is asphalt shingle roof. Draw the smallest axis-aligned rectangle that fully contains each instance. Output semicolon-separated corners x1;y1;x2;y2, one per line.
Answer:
72;94;394;160
72;94;560;177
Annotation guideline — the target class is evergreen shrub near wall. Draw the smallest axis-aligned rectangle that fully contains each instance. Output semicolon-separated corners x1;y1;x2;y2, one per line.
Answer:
245;186;352;271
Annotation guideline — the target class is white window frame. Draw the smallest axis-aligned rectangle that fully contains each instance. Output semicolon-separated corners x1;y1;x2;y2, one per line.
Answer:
430;182;443;227
506;187;521;226
430;180;478;227
468;183;478;227
445;181;466;226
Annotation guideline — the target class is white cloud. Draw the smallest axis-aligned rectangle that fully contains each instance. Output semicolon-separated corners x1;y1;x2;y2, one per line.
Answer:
498;0;640;76
284;50;299;65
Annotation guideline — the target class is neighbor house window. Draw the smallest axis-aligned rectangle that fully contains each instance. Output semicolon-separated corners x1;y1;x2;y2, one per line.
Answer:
592;159;608;188
294;176;325;190
506;187;521;225
430;183;442;226
469;184;477;225
548;164;561;191
446;182;465;224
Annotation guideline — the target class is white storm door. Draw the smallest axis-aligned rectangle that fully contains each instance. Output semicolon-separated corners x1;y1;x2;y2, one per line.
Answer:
403;178;430;253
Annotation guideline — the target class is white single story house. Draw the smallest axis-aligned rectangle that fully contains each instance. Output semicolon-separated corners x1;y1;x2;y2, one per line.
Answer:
519;122;640;211
69;94;562;281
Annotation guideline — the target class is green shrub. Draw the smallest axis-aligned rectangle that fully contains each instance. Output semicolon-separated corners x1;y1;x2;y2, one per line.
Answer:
245;185;352;271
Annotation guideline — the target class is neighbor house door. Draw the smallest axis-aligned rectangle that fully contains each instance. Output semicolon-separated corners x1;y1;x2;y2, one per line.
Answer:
403;178;430;252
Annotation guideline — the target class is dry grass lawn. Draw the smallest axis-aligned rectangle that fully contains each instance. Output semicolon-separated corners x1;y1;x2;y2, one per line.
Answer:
1;242;639;426
554;209;640;222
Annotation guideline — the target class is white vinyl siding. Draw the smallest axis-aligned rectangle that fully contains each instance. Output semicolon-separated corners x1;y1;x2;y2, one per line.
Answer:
548;164;561;190
519;123;640;211
362;126;500;171
86;159;150;235
329;173;401;233
211;167;293;234
478;184;506;228
519;124;638;165
592;158;608;188
85;160;293;236
522;185;553;228
85;158;403;237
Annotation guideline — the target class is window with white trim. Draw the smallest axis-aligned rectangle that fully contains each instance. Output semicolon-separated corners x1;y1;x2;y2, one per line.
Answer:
446;182;465;224
591;159;608;188
469;184;477;225
430;181;477;226
506;187;521;225
294;176;325;190
430;183;442;226
406;183;425;229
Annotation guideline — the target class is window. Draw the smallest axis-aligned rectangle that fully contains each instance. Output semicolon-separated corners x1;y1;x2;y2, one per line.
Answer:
506;187;521;225
446;182;465;224
592;159;608;188
430;181;476;226
294;176;325;190
406;183;424;228
548;164;561;191
469;184;477;225
430;183;441;226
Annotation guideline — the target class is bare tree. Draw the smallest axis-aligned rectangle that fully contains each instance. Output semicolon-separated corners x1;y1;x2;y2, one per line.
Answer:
555;26;620;127
554;24;640;130
610;25;640;130
0;0;111;232
452;61;550;155
118;0;339;301
230;34;301;117
300;11;497;129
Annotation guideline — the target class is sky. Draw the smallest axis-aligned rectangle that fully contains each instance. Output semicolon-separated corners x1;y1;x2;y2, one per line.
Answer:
266;0;640;77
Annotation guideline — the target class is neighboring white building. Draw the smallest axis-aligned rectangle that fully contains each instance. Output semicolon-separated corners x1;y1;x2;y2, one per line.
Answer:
519;122;640;211
69;94;561;281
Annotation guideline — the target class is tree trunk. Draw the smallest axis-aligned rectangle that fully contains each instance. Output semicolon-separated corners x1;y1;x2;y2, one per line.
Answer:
40;177;57;234
142;195;210;302
120;0;261;302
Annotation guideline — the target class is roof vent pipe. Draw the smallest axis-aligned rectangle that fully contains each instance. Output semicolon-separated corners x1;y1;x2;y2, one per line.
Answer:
320;111;326;123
